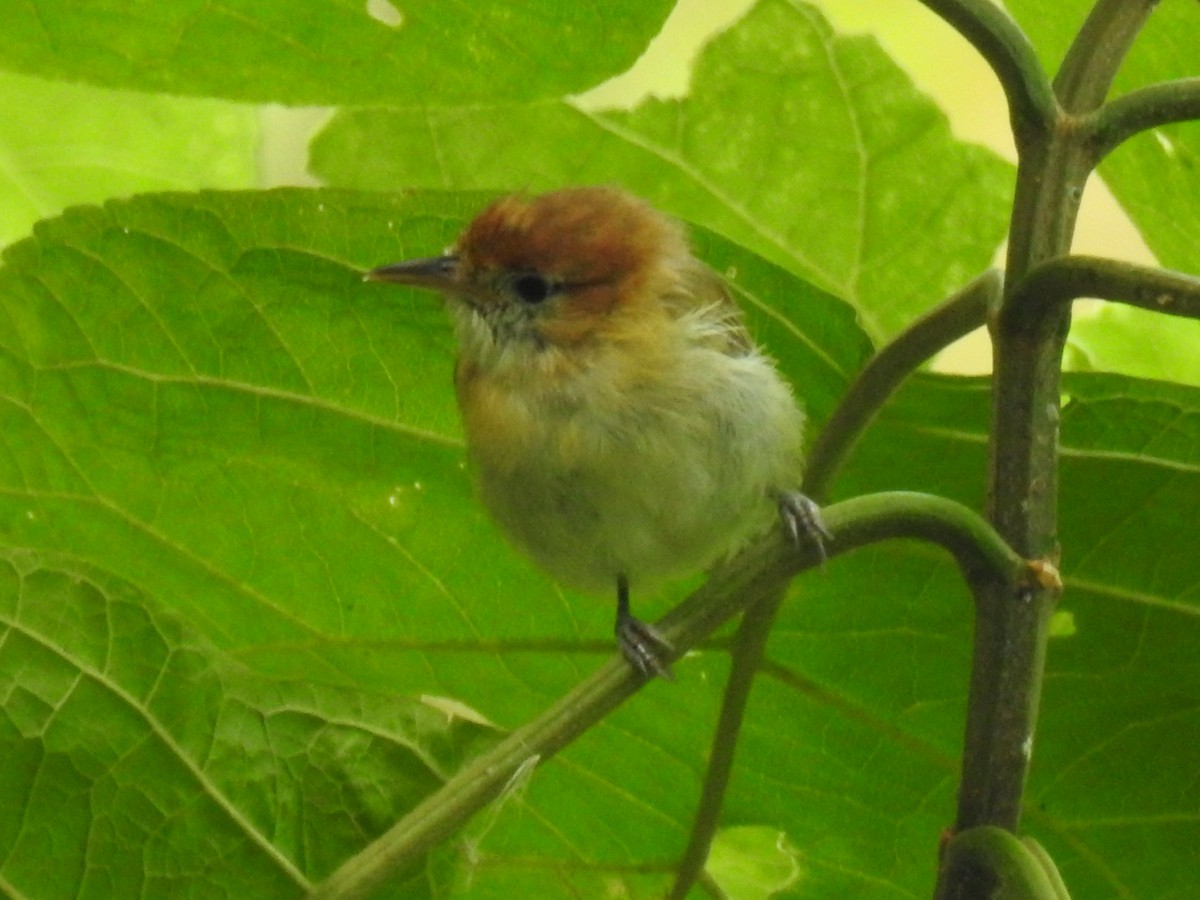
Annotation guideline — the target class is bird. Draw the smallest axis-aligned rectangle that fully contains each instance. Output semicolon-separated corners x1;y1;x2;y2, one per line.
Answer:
367;186;828;679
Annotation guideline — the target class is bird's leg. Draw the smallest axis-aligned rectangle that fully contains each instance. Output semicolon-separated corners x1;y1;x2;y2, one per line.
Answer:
614;573;675;680
775;490;833;562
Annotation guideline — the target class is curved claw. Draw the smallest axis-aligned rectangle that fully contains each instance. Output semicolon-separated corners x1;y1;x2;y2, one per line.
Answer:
776;490;833;562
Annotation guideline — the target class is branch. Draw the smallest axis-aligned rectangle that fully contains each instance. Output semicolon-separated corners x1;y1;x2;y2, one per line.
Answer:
1083;77;1200;164
1005;255;1200;332
914;0;1058;145
805;270;1000;502
667;581;788;900
824;493;1028;583
1053;0;1157;113
310;492;1029;900
963;0;1163;841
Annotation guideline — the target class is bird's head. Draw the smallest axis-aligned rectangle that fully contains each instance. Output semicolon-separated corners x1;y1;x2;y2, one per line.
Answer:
367;187;693;361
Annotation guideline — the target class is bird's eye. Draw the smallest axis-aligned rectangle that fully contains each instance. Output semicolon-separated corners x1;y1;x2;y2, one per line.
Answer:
509;272;556;304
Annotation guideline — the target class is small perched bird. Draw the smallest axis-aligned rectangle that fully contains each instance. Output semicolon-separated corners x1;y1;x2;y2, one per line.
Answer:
368;187;827;678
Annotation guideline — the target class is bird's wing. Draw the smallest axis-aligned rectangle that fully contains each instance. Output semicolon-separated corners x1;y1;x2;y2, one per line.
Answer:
667;258;755;356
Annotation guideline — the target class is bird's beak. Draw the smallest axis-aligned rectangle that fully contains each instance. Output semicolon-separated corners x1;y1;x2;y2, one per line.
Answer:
365;255;460;292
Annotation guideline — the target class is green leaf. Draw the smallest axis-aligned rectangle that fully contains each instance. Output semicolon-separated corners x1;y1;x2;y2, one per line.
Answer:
311;0;1013;340
788;371;1200;898
0;187;866;894
6;187;1195;898
0;70;257;247
1;1;1196;896
0;0;672;105
0;556;495;894
1064;302;1200;387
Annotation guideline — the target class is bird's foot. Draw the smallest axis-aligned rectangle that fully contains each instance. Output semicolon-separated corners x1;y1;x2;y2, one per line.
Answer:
776;490;833;562
615;574;674;680
616;610;675;680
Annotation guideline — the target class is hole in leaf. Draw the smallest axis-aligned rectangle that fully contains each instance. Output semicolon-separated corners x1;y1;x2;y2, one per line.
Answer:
366;0;402;27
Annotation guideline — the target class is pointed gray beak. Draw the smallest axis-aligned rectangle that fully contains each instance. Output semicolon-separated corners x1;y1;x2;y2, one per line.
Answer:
365;255;460;291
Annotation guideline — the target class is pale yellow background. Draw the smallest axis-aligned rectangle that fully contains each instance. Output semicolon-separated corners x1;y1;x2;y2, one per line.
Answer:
579;0;1155;372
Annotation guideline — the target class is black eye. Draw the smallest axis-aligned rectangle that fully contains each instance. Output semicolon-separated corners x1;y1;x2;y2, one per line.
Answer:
509;272;556;304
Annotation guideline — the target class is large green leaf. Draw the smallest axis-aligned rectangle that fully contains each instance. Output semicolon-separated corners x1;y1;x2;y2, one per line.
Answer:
0;70;257;247
311;0;1013;341
3;188;1196;898
0;187;864;895
0;1;1196;897
0;0;672;105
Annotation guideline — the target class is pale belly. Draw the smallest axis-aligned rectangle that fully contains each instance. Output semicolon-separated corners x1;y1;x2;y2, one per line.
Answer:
468;352;804;595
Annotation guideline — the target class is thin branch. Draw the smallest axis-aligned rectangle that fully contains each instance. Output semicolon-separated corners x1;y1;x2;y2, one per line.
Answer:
821;492;1028;581
1054;0;1157;113
915;0;1058;146
1005;255;1200;332
1083;77;1200;164
805;270;1000;502
668;582;788;900
310;492;1028;900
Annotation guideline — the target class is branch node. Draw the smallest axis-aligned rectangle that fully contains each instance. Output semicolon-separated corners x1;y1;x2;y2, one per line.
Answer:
1025;558;1063;593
